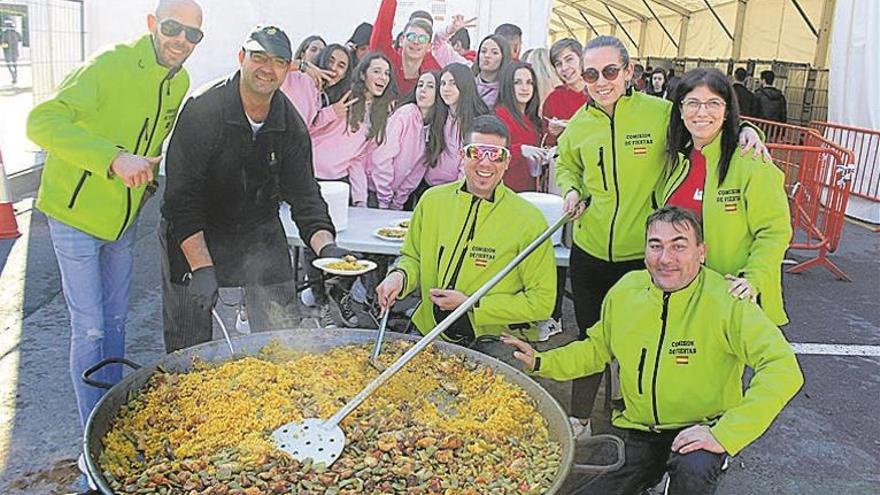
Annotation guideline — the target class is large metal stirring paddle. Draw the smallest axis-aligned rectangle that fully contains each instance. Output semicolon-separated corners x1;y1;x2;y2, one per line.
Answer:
271;213;570;465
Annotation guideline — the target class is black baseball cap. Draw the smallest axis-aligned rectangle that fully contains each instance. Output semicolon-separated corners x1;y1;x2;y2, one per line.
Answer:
347;22;373;47
243;25;292;61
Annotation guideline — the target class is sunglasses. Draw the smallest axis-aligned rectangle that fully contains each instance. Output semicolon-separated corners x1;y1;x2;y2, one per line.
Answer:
405;32;431;44
158;18;204;44
462;144;510;163
582;63;623;83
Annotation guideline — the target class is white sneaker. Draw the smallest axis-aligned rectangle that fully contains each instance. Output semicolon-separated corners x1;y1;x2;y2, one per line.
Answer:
537;318;563;341
77;453;97;490
300;287;316;307
569;416;592;439
235;308;251;334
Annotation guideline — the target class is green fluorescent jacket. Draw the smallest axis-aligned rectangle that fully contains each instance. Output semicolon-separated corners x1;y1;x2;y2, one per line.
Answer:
657;134;792;325
28;35;190;240
555;91;672;262
396;181;556;341
535;268;803;456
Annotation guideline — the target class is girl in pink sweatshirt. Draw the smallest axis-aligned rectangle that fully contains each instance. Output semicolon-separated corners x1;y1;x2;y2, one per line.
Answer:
310;52;398;206
280;43;354;126
368;71;440;210
423;63;489;187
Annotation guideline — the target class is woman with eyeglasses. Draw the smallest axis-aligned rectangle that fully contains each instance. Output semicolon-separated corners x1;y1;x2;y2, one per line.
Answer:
555;36;767;437
658;68;791;325
368;71;441;210
369;0;441;95
494;61;544;192
281;43;354;127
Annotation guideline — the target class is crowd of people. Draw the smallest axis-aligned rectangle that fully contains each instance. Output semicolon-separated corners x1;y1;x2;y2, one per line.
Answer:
25;1;804;494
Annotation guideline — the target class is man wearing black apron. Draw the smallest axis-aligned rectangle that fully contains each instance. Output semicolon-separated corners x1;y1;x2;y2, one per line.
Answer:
160;26;349;352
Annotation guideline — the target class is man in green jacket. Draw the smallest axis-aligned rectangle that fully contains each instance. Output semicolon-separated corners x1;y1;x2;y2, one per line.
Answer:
375;115;556;346
503;206;803;494
26;1;202;491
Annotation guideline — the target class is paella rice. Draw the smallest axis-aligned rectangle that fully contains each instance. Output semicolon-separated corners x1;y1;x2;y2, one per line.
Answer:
99;341;562;494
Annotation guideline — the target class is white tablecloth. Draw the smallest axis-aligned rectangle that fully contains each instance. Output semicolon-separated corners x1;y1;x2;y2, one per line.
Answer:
281;204;571;267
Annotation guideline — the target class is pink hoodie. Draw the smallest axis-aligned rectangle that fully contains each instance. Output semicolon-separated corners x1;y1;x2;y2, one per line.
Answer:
310;109;374;205
367;104;429;210
425;116;463;186
280;71;319;125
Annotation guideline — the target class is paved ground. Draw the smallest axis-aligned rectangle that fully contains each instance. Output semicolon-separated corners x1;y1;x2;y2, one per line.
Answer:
0;183;877;494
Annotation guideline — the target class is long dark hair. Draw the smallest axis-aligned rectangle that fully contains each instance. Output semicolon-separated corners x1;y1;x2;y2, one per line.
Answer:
666;67;740;185
396;71;442;166
473;35;512;79
348;52;398;144
429;63;490;167
496;61;542;133
316;43;353;105
294;35;326;62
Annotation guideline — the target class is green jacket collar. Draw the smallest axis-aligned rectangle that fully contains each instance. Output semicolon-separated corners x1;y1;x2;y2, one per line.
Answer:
693;132;723;167
456;179;509;204
648;266;706;300
585;86;635;118
137;34;182;80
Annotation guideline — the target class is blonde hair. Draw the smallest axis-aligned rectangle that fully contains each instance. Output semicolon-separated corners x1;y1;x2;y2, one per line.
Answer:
522;48;561;110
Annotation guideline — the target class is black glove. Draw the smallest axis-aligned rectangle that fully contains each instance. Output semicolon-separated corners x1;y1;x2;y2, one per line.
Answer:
188;266;219;311
319;242;354;259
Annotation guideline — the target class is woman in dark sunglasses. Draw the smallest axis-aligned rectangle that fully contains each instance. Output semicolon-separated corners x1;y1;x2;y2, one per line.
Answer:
658;67;791;326
554;35;768;439
369;0;441;96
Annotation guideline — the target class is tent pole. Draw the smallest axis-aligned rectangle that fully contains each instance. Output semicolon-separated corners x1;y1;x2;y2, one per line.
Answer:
677;15;690;58
604;4;639;50
638;19;647;57
813;0;836;68
789;0;819;37
732;0;749;60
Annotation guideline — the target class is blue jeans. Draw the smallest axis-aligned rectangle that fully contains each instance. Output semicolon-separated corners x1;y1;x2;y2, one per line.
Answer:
48;217;136;428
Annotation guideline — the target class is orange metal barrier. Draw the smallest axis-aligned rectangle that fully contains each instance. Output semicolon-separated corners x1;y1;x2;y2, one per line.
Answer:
808;120;880;203
742;116;818;146
767;132;856;281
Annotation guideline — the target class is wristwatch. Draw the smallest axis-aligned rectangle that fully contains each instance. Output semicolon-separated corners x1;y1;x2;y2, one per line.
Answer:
533;355;542;372
298;59;307;72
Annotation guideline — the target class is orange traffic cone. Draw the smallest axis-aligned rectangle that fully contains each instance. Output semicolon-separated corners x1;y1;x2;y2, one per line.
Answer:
0;148;22;240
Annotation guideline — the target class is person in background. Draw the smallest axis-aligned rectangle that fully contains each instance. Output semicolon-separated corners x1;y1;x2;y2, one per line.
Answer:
647;67;668;98
375;114;556;347
423;63;490;193
503;206;803;495
659;67;791;325
450;27;476;61
368;71;440;210
429;15;510;108
281;43;353;126
522;47;561;110
294;35;325;65
555;35;767;439
494;61;544;193
632;63;646;92
732;67;755;117
307;52;398;327
369;0;440;95
1;19;21;84
543;38;589;147
754;69;787;123
345;22;372;65
494;22;522;60
27;1;202;491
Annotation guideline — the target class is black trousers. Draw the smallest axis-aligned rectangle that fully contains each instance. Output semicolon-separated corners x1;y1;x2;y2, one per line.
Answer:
159;221;302;353
572;426;727;495
569;244;644;419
